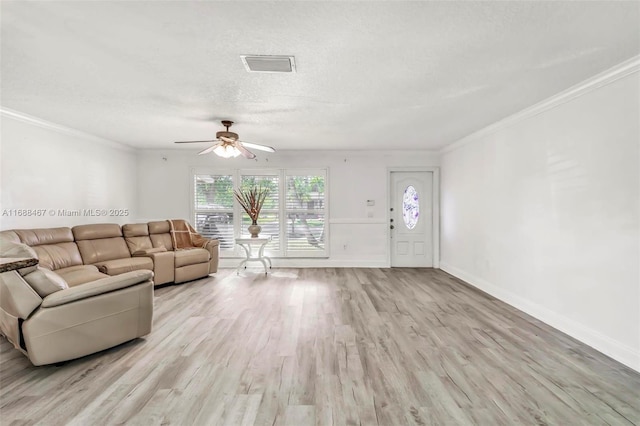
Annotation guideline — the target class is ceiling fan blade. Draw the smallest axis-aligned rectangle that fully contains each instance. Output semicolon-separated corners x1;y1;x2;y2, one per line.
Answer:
197;143;222;155
240;141;276;153
234;142;256;159
174;140;218;144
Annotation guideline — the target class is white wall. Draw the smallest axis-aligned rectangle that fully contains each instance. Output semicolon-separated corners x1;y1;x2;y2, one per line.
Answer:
440;65;640;370
136;149;439;266
0;110;137;229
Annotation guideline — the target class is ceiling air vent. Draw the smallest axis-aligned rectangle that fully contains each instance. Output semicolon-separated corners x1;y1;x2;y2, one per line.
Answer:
241;55;296;73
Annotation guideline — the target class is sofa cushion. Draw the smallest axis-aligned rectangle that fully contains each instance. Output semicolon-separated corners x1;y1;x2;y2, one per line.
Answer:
14;227;74;246
0;230;20;243
73;223;129;265
122;224;149;237
150;234;173;250
148;221;170;234
174;248;210;268
32;243;84;271
123;224;153;254
94;257;153;276
148;221;174;250
76;238;131;265
41;270;154;309
0;239;38;258
72;223;122;240
125;236;153;254
11;228;83;271
23;267;69;298
56;265;109;287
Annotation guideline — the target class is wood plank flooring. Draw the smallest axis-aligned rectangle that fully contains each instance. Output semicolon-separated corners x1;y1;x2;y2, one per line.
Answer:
1;268;639;425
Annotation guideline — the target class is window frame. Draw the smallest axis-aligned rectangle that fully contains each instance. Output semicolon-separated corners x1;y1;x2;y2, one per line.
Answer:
192;169;236;253
191;167;329;258
239;169;282;255
283;169;329;258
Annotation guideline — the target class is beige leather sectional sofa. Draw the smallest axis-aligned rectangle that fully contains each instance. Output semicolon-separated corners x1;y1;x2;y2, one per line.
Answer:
0;220;219;365
0;220;219;287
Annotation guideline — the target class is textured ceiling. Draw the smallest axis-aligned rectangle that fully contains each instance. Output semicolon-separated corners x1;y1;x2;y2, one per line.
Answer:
1;1;638;151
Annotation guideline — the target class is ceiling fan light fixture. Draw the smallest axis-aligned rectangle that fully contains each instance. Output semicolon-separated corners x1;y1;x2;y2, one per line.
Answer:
174;120;274;159
214;144;241;158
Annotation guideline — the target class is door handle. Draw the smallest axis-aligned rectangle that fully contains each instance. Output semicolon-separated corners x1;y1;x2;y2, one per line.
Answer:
390;225;395;230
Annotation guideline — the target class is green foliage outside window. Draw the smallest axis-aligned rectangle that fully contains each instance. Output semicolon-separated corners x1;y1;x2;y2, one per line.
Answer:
287;176;325;209
195;175;234;208
241;176;279;210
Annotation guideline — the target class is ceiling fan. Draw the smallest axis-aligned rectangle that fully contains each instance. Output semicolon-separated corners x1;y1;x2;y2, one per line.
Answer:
174;120;275;159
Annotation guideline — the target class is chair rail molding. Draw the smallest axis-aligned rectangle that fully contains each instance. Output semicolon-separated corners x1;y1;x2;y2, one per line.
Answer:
329;218;387;224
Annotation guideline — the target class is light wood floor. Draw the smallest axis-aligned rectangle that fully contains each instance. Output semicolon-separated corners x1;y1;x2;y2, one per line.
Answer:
1;268;639;425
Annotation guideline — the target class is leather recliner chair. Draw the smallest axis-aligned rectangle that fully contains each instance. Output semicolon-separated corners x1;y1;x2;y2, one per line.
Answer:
0;239;154;366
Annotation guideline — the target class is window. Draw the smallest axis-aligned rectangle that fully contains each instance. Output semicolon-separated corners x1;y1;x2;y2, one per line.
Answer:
402;185;419;230
241;173;280;252
193;174;234;249
285;173;326;254
192;168;328;257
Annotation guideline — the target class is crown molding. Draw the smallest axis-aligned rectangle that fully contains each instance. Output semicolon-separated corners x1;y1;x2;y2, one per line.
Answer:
0;107;134;152
440;55;640;155
276;148;442;156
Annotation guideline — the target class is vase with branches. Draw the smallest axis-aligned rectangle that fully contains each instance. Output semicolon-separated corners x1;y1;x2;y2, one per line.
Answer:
234;186;269;237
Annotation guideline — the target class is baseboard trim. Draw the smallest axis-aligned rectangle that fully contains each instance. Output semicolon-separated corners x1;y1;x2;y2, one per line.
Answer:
219;258;389;269
440;261;640;372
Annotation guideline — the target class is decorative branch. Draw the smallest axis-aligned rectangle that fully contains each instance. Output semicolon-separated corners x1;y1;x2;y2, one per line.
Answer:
234;186;269;224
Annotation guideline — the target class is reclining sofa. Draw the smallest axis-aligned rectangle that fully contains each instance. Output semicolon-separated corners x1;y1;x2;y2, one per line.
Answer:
0;240;154;366
0;220;219;365
0;220;219;287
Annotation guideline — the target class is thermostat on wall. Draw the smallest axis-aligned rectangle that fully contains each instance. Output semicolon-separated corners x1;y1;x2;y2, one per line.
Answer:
366;200;375;206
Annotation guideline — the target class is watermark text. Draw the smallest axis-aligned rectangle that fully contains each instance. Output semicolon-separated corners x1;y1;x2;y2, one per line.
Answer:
2;208;130;217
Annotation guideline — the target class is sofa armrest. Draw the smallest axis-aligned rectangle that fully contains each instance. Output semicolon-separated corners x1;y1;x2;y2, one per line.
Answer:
41;270;153;308
203;239;220;273
138;251;174;285
0;270;42;319
204;239;219;249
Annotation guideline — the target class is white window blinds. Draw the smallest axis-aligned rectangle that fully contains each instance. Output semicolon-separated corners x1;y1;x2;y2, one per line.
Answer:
240;174;280;252
285;173;326;254
192;169;328;258
193;174;235;250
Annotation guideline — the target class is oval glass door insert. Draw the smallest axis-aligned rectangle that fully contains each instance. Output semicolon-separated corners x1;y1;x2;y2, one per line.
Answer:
402;185;419;229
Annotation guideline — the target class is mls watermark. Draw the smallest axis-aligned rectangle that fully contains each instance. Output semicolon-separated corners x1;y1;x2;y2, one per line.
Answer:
2;208;130;217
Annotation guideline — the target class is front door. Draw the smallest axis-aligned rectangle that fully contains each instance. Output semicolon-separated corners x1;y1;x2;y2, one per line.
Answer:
390;171;433;267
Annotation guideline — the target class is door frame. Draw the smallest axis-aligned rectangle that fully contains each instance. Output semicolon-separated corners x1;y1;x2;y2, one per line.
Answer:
387;167;440;268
